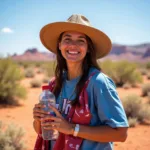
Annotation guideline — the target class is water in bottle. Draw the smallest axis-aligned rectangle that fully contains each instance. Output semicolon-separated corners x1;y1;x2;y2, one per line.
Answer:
39;85;58;140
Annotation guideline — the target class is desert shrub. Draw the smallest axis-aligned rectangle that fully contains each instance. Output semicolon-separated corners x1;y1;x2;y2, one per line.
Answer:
122;94;142;118
0;58;26;105
101;60;143;87
0;121;26;150
42;77;50;84
17;61;35;69
122;83;131;89
147;73;150;80
24;68;35;78
35;62;44;68
139;68;147;75
30;79;42;88
42;61;55;77
131;83;140;88
122;94;150;124
15;61;26;68
148;92;150;104
138;105;150;122
21;61;44;68
36;68;44;74
141;83;150;96
146;62;150;69
128;117;138;127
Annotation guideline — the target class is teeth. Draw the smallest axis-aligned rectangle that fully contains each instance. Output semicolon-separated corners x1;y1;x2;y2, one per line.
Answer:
68;51;79;54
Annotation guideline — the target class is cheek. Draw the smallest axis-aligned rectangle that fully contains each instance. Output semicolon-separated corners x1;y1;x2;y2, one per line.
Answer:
81;46;88;55
59;43;66;51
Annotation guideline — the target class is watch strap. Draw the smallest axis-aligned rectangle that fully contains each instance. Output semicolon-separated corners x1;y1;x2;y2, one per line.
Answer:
73;124;80;137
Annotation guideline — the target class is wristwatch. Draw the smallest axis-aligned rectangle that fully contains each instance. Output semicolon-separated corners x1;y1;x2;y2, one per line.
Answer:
73;124;80;137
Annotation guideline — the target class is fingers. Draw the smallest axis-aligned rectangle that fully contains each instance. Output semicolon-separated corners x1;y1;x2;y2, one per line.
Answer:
49;105;62;118
41;115;62;122
33;111;49;120
33;103;48;114
33;107;49;115
33;103;49;120
33;112;47;120
41;116;62;130
33;103;63;123
34;103;43;111
41;121;60;130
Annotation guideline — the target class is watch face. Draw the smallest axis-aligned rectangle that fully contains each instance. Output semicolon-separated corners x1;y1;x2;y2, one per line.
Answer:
73;124;80;136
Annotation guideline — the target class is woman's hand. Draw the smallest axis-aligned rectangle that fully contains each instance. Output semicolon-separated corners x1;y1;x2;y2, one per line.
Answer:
41;105;75;135
33;103;50;122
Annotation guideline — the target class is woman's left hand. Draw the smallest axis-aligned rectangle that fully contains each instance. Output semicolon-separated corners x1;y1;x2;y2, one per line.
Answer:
41;105;74;135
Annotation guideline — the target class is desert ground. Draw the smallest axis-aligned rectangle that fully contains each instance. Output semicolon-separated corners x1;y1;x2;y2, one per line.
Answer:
0;68;150;150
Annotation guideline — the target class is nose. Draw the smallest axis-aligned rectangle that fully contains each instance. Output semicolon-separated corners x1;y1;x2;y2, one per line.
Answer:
68;41;78;47
70;41;77;46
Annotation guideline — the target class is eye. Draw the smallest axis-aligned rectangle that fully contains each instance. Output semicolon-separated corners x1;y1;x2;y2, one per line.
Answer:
78;39;86;44
79;40;84;42
61;38;70;44
64;38;71;42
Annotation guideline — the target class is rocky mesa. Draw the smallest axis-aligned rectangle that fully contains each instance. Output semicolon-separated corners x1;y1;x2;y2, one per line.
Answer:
11;43;150;62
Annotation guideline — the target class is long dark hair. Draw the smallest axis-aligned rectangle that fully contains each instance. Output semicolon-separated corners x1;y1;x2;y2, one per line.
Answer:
53;32;101;105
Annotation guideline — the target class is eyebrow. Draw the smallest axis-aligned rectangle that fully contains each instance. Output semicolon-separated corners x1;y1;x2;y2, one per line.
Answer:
63;34;86;39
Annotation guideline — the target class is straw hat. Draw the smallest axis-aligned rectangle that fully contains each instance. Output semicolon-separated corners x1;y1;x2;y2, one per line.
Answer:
40;14;112;58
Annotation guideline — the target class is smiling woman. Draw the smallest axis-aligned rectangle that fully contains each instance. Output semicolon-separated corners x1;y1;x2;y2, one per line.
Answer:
33;14;129;150
59;31;88;66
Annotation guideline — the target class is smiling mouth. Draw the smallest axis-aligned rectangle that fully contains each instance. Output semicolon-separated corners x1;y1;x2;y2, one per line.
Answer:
67;50;80;55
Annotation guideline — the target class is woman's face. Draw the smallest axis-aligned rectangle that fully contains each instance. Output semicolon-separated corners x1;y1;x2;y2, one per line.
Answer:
59;31;88;64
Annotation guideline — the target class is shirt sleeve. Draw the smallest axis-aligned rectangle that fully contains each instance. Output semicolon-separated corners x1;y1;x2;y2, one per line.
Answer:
93;73;129;128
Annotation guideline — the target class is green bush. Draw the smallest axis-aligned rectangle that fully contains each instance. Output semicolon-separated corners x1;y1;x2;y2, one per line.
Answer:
141;83;150;96
42;61;55;77
122;94;150;124
0;58;26;105
148;92;150;104
30;79;42;88
24;68;35;78
101;60;143;87
139;68;148;75
17;61;35;69
146;62;150;69
0;121;26;150
35;61;43;68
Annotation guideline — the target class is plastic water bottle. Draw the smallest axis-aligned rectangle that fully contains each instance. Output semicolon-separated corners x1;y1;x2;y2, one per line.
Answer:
39;85;58;140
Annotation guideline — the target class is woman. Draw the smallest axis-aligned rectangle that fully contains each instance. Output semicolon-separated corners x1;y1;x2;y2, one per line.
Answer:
33;14;128;150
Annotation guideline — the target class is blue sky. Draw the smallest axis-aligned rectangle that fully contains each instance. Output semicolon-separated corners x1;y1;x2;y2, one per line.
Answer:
0;0;150;56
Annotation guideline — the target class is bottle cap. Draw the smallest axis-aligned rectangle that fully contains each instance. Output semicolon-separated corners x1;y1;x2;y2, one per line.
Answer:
42;85;49;90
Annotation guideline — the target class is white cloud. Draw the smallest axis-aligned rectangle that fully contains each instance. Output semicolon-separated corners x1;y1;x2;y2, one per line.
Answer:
1;27;14;33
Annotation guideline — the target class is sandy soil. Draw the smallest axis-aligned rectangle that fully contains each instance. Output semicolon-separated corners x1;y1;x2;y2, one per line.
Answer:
0;72;150;150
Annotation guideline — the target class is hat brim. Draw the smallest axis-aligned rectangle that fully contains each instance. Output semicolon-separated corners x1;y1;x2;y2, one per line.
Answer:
40;22;112;59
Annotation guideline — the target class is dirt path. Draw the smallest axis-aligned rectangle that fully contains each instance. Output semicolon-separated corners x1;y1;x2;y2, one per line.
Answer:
0;73;150;150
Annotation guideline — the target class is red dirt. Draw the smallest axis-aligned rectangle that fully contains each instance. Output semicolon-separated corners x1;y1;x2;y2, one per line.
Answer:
0;73;150;150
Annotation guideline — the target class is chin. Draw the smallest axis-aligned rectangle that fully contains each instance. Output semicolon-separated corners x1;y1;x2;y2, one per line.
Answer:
66;59;83;63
